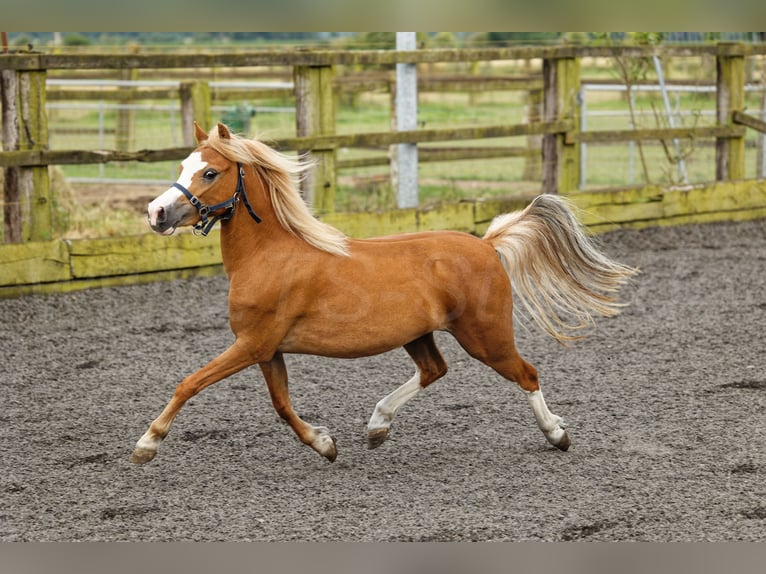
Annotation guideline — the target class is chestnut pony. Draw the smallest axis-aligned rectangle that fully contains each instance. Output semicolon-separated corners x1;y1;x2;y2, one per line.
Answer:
132;122;636;464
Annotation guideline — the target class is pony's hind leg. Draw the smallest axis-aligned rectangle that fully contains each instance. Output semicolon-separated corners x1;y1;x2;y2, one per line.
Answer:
501;355;570;451
451;325;570;451
367;333;447;449
260;352;337;462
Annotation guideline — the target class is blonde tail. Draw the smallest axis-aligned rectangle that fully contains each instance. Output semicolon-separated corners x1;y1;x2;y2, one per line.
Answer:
483;194;638;343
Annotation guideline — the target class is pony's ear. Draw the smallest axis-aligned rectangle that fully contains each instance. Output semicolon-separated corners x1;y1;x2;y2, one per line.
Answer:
217;123;232;139
193;122;208;144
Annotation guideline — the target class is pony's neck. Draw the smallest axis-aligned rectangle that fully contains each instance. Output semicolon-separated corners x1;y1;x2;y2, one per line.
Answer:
218;168;303;273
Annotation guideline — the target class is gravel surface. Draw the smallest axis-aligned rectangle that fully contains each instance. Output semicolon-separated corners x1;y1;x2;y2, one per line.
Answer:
1;219;765;541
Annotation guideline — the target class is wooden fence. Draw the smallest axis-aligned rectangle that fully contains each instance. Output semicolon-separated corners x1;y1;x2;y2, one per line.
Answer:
2;43;766;297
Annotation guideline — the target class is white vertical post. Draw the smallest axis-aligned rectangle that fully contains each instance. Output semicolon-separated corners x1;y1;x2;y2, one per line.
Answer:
579;88;587;189
653;55;688;184
395;32;418;209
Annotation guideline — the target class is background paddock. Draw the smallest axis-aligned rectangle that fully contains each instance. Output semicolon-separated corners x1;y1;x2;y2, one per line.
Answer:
1;217;764;541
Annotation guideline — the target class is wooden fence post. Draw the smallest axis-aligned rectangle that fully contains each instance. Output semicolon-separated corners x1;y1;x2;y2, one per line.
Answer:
1;67;51;243
757;88;766;179
294;64;336;214
542;56;580;194
522;88;543;181
1;69;18;243
716;44;746;181
115;67;138;152
180;81;212;146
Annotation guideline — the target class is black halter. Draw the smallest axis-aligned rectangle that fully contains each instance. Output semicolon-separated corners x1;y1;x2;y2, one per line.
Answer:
173;162;262;236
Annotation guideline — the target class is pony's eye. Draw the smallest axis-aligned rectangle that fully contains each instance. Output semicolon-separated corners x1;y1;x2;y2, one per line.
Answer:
202;169;217;180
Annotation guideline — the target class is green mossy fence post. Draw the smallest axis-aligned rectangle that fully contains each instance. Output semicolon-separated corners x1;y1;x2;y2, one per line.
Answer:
542;56;580;194
115;67;138;153
1;66;52;242
522;87;543;181
716;44;746;181
180;81;212;145
294;64;337;214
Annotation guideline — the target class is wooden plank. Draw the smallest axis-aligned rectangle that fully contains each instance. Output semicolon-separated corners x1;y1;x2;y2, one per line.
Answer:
68;231;221;279
0;264;222;299
0;122;569;167
324;197;536;240
473;196;536;225
418;202;475;234
279;121;572;153
6;44;765;72
567;125;745;144
662;181;766;217
0;240;71;286
567;186;664;207
651;207;766;228
47;87;293;102
732;110;766;135
566;187;665;227
417;76;543;93
321;209;418;239
0;147;192;167
419;146;535;161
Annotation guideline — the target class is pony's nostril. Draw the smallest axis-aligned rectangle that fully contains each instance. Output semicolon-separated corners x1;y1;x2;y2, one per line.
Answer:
157;207;167;223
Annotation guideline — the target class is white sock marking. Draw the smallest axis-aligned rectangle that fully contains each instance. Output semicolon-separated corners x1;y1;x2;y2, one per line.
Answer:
135;429;163;453
526;389;566;443
368;371;422;431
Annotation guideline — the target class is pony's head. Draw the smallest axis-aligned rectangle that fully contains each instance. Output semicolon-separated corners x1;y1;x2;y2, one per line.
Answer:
147;122;247;236
147;122;349;256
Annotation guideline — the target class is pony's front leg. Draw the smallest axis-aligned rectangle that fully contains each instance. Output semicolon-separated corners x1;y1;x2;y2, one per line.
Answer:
260;352;337;462
130;341;258;464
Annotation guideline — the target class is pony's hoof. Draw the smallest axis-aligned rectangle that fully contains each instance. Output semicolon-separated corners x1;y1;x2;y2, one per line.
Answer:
130;447;157;464
555;430;571;452
312;427;337;462
367;427;389;449
321;436;337;462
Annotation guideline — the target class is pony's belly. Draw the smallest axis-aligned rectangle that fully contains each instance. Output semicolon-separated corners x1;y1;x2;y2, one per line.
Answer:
277;315;438;359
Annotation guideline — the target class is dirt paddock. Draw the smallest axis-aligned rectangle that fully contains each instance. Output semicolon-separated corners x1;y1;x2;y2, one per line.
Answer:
1;218;765;541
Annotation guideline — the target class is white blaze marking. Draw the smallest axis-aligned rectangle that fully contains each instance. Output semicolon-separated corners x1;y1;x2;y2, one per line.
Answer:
147;152;208;227
178;151;208;189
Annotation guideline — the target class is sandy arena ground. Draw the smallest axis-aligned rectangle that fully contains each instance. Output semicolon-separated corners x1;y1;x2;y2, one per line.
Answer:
1;218;764;541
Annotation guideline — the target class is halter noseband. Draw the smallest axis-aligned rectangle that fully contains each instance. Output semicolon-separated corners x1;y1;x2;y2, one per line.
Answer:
173;162;262;236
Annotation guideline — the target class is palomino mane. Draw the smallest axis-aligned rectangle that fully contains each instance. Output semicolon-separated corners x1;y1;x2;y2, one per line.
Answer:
203;130;350;257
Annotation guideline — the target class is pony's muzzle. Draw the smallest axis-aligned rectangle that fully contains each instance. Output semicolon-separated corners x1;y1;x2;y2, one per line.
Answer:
148;202;179;235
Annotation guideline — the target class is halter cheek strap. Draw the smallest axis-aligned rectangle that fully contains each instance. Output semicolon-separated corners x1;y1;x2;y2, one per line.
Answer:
174;163;262;236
